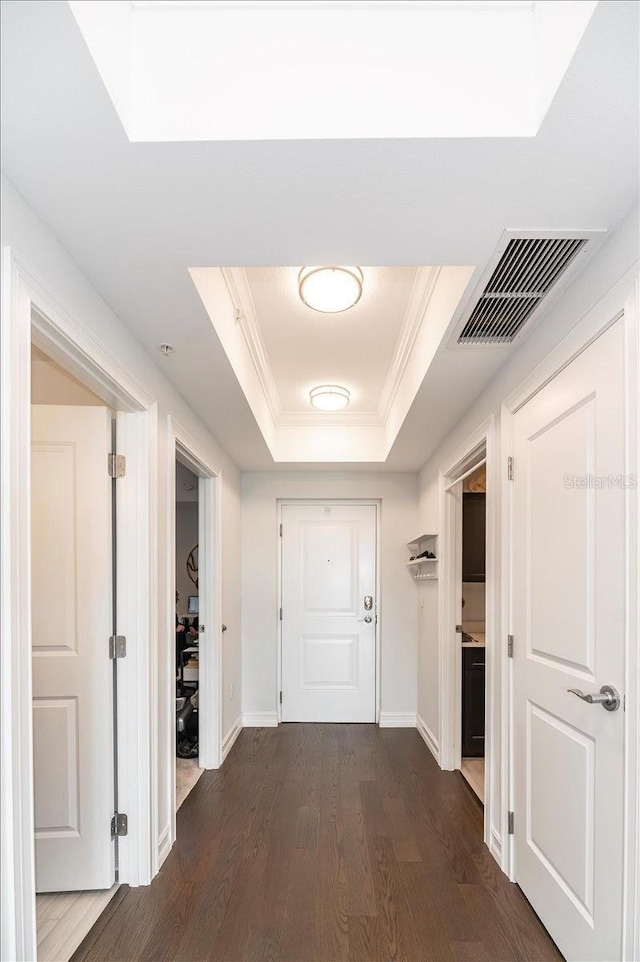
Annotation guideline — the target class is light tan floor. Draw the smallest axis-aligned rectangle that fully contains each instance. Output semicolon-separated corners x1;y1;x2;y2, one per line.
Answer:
35;757;200;961
176;755;203;810
36;887;118;962
461;757;485;802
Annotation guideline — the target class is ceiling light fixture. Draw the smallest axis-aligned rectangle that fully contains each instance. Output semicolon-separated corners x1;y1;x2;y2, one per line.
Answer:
298;266;363;313
309;384;351;411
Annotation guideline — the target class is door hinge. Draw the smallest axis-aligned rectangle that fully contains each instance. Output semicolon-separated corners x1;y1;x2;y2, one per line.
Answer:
279;523;283;537
109;635;126;659
279;690;283;705
508;811;515;835
507;634;514;658
507;456;514;481
455;624;463;634
111;812;128;837
108;453;126;479
279;607;283;621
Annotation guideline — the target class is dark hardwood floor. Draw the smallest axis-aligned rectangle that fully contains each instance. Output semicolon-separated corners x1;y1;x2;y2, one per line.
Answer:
72;725;562;962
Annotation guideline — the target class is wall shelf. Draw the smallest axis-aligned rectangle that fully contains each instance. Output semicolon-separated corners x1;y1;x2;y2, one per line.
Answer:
406;533;438;580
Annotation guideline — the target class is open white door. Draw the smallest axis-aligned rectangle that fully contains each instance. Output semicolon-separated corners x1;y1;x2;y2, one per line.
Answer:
281;503;376;723
31;405;115;892
511;319;626;961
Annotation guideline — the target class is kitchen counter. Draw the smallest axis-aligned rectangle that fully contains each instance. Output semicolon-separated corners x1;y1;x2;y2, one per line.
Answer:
461;624;485;647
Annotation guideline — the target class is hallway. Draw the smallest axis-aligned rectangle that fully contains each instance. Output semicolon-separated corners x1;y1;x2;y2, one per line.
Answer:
71;726;561;962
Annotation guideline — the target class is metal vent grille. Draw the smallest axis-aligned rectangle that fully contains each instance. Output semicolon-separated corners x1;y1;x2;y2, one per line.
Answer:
458;237;588;344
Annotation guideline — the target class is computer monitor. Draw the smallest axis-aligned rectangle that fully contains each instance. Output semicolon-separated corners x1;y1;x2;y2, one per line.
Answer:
187;595;199;615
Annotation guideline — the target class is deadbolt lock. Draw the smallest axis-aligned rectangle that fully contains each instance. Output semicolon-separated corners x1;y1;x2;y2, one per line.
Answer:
364;595;373;611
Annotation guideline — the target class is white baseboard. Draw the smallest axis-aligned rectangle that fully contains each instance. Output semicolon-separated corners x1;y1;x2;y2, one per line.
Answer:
242;712;279;727
157;824;172;869
221;715;243;761
489;827;502;865
416;714;440;763
378;712;417;728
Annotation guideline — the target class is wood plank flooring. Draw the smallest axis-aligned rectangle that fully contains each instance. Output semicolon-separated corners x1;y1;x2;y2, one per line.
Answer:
71;725;562;962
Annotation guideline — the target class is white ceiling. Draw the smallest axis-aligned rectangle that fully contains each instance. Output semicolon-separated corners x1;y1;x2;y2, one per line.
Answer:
1;0;638;470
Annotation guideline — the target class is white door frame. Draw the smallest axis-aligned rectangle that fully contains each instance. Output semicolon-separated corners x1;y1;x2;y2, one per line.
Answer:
166;419;222;843
277;500;381;724
1;249;158;962
438;418;497;858
501;266;639;960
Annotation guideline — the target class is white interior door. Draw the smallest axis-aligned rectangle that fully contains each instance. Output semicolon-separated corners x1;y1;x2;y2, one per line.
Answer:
281;503;376;722
31;405;115;892
512;319;627;961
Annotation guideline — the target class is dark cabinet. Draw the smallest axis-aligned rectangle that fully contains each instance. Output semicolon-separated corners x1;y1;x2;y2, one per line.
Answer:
462;492;486;583
462;646;485;757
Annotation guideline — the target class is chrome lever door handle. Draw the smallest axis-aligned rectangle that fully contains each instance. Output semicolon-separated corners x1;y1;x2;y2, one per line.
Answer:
357;615;372;623
567;685;621;712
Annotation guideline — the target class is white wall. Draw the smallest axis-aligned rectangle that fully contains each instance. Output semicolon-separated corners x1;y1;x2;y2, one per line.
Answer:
1;173;243;864
241;471;419;722
417;202;639;855
462;583;485;623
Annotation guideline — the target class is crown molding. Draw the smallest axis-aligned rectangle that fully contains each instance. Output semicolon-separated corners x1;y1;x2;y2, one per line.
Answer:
276;410;383;428
378;265;441;421
220;268;283;420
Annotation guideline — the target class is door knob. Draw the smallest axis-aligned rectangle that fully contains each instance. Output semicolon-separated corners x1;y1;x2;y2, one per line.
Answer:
567;685;621;712
358;615;373;623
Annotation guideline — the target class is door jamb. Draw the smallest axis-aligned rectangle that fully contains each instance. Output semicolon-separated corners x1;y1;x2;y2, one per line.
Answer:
167;419;222;849
438;420;496;860
1;249;157;962
501;265;639;960
277;500;381;724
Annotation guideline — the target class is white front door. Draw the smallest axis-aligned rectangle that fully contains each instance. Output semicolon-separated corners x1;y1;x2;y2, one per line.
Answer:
31;405;115;892
512;319;627;961
281;503;376;722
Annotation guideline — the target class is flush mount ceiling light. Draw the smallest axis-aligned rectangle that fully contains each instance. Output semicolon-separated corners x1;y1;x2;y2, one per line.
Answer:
309;384;351;411
298;266;363;313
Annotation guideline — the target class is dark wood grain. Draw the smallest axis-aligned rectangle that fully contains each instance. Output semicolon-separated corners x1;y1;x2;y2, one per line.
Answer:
71;725;563;962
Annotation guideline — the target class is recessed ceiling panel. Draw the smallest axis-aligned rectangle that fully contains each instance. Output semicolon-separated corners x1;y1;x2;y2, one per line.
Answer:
189;263;474;462
245;266;418;414
69;0;597;141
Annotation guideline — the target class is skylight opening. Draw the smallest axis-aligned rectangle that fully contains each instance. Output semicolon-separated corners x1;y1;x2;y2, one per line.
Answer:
69;0;597;142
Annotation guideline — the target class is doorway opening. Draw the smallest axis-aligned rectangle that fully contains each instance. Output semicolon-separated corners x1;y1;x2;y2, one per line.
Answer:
459;463;487;802
167;420;222;846
30;344;121;961
3;257;155;962
174;460;203;809
438;419;496;854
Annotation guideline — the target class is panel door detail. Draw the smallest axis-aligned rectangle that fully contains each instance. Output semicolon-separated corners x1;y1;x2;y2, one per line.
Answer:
512;320;626;961
281;503;376;722
32;405;115;892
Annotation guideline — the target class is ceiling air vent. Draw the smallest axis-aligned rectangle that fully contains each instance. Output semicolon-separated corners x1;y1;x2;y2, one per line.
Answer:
456;236;590;346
